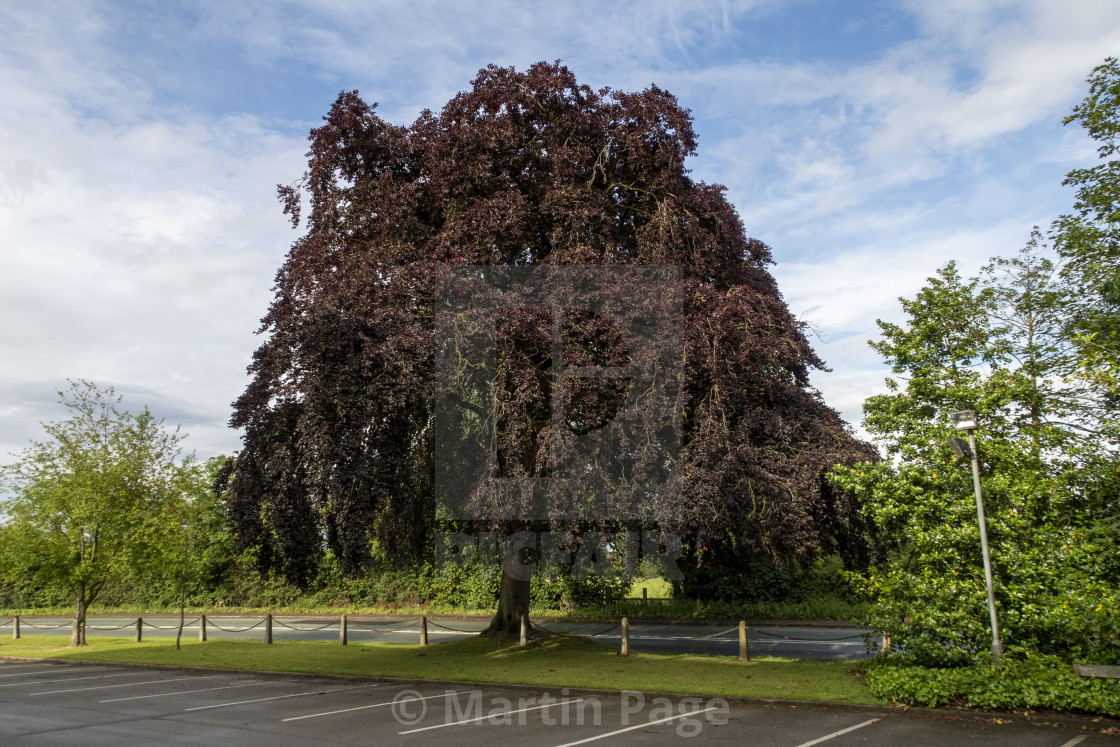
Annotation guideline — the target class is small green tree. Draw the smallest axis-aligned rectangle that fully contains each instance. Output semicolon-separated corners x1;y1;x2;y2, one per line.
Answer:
0;381;193;645
166;456;236;648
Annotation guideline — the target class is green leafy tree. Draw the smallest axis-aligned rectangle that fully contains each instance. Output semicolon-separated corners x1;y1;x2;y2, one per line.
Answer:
173;459;231;645
1055;56;1120;405
833;257;1119;666
0;381;195;645
981;232;1082;452
838;59;1120;667
129;455;236;647
185;456;238;601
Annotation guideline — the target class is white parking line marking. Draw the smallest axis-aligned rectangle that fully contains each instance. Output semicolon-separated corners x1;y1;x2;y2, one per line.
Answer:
282;690;473;721
1059;737;1088;747
796;718;880;747
0;666;113;678
32;674;224;695
102;681;260;703
553;706;718;746
400;699;585;734
0;671;146;688
185;684;378;711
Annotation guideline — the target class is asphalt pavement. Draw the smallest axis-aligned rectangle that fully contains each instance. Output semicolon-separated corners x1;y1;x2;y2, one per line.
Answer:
0;660;1114;745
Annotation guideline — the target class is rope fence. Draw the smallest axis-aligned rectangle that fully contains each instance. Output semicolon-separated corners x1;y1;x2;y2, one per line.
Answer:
752;628;868;642
345;619;415;629
141;619;201;630
272;619;339;632
350;619;423;633
205;618;268;633
0;612;874;662
425;620;484;634
533;621;620;638
629;624;740;641
86;621;146;631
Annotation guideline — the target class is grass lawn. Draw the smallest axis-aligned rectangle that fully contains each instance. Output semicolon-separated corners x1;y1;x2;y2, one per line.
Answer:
0;634;879;705
627;577;673;599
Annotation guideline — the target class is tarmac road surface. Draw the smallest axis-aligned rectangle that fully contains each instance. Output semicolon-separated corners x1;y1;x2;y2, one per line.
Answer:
0;660;1114;746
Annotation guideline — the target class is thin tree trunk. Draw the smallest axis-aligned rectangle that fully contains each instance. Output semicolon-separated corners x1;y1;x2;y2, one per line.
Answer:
175;564;185;650
71;589;86;647
73;537;86;647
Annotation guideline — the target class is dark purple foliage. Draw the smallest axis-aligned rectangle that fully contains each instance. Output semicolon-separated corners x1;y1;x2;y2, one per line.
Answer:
229;62;876;585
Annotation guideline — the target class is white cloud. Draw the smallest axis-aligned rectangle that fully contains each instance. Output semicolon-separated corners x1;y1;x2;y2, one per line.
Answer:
0;4;309;461
674;1;1120;243
1;0;1116;461
663;2;1120;435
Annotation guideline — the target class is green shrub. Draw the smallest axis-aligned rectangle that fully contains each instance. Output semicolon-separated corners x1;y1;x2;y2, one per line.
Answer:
865;655;1120;716
835;462;1120;668
676;553;860;609
533;572;631;610
417;561;500;610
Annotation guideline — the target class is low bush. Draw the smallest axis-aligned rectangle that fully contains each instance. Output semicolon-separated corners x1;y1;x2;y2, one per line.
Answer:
417;561;499;610
676;554;860;604
864;655;1120;717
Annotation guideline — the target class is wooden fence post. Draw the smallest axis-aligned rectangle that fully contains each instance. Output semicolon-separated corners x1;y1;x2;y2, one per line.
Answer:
265;614;273;644
738;621;750;662
135;617;143;643
620;617;630;656
198;614;207;642
420;615;428;646
12;615;19;640
339;614;347;646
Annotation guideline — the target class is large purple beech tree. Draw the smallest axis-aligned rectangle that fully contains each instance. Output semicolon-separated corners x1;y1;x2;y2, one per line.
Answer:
229;62;875;634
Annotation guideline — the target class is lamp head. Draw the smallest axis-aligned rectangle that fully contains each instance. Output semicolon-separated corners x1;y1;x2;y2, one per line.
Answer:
950;410;978;431
949;436;972;459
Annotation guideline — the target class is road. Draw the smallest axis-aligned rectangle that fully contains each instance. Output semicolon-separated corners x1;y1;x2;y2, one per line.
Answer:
4;615;876;660
0;660;1114;745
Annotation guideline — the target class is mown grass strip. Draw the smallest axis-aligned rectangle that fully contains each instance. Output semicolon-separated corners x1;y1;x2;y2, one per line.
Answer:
0;635;878;704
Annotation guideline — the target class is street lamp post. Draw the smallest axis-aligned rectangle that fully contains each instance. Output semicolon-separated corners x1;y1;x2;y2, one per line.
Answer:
949;410;1004;666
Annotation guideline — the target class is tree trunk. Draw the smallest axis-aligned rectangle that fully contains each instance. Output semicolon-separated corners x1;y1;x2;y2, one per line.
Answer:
175;567;185;650
486;570;532;637
71;590;86;647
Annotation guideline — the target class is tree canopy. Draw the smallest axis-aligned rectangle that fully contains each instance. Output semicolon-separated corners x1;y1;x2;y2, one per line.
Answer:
834;253;1119;666
0;381;199;645
229;62;874;616
1056;56;1120;404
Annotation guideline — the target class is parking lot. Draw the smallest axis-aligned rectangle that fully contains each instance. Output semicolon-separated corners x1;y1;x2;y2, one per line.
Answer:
0;659;1114;745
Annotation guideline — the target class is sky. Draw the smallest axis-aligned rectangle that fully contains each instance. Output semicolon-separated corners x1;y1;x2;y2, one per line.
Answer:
1;0;1118;463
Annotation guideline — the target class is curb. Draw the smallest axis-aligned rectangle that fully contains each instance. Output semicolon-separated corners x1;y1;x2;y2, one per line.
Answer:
2;653;1116;732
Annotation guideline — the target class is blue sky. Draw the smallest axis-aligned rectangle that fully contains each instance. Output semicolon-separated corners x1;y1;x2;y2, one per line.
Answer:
1;0;1118;461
